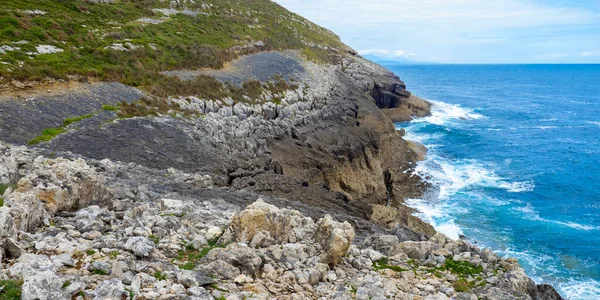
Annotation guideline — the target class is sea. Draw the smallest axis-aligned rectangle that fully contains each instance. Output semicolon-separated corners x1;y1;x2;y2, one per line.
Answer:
383;63;600;299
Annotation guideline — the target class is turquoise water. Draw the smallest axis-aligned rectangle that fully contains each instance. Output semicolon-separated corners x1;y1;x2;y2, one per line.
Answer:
386;64;600;299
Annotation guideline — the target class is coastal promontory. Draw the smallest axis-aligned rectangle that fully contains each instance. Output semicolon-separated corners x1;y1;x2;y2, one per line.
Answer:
0;1;561;299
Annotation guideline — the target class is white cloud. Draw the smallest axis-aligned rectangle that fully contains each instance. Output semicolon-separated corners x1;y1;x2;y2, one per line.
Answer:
393;50;416;58
580;51;594;57
275;0;600;63
533;53;569;59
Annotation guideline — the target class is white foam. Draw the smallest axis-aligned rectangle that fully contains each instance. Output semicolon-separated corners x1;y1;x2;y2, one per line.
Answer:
570;100;591;105
414;100;485;125
415;155;533;200
515;203;598;231
405;198;464;240
585;121;600;126
498;180;535;193
401;131;444;144
560;279;600;300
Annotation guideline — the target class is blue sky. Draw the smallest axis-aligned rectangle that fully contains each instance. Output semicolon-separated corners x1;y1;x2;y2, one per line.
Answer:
274;0;600;63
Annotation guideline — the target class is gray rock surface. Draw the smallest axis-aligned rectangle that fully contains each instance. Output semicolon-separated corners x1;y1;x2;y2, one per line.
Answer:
0;145;562;298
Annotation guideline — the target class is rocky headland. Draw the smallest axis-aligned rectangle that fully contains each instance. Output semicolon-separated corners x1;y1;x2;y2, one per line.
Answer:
0;1;562;299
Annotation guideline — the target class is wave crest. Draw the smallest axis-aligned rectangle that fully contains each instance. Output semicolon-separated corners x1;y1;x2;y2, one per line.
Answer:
414;100;485;125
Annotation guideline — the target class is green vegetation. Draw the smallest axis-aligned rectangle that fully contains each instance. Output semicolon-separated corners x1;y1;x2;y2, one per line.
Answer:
61;281;71;289
442;258;483;276
148;235;159;244
403;257;487;291
63;113;95;126
228;75;299;104
0;0;344;94
176;239;221;270
149;75;228;100
85;249;96;255
126;288;134;300
101;104;120;111
0;183;16;195
28;113;97;145
453;279;470;293
210;283;229;293
0;279;22;300
348;284;357;295
372;258;407;272
0;183;15;207
28;127;67;145
179;262;196;271
108;251;119;259
116;97;193;119
91;268;108;275
154;271;167;281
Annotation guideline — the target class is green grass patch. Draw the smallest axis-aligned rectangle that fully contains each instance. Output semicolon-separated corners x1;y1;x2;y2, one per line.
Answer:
154;271;167;281
28;127;67;145
61;281;71;289
28;112;97;145
453;279;470;293
0;0;344;97
176;239;222;270
443;258;483;276
0;279;23;300
101;104;120;111
91;268;108;275
85;249;96;255
227;75;299;104
0;183;14;207
148;235;159;244
63;113;95;126
108;251;119;259
0;183;17;195
372;257;407;272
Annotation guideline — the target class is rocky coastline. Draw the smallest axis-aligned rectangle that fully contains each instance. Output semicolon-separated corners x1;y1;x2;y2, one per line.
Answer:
0;51;563;299
0;1;563;299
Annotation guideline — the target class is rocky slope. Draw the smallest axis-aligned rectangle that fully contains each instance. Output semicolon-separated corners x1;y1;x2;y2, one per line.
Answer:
0;0;561;299
0;145;561;300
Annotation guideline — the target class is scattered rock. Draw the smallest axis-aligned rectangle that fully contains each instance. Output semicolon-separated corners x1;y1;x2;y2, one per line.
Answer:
315;215;355;266
123;237;155;257
93;279;127;300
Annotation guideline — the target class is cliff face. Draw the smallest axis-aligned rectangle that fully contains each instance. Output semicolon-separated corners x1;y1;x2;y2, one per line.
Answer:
0;0;562;299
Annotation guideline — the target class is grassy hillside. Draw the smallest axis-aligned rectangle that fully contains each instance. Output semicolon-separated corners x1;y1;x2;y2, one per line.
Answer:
0;0;347;91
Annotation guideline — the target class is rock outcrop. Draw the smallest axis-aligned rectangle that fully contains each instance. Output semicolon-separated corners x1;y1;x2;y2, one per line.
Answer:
0;156;562;299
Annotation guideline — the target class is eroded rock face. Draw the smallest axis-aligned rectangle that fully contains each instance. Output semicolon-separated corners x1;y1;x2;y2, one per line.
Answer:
315;215;355;267
220;199;316;247
371;204;436;237
3;156;112;232
220;199;355;268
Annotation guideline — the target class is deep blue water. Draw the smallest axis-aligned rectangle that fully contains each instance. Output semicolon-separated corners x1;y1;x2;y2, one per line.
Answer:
385;64;600;299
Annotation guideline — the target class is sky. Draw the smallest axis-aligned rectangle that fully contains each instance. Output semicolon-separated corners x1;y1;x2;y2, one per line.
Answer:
274;0;600;64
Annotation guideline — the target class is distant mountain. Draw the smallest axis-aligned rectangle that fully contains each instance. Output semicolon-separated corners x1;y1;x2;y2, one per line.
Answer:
362;54;439;65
